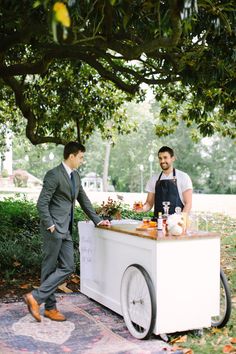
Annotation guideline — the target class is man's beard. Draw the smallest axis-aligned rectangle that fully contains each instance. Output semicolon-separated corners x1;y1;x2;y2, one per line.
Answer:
160;163;170;170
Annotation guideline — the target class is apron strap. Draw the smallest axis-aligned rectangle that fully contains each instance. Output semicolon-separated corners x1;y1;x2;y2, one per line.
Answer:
173;168;177;183
157;171;163;182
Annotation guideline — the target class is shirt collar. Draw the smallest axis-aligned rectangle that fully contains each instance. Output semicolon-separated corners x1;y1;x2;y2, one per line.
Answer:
162;168;174;178
62;162;73;177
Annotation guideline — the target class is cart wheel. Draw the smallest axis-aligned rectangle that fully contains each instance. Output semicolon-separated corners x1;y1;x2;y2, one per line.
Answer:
211;268;231;328
120;264;156;339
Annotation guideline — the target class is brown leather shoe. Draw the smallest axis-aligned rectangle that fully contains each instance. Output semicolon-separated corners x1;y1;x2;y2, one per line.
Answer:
44;309;66;321
23;293;41;322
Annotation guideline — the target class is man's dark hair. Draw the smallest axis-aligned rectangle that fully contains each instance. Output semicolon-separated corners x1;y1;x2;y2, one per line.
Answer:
158;146;174;157
64;141;86;160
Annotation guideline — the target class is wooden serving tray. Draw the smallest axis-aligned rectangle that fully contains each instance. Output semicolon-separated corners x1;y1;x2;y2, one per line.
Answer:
136;224;157;231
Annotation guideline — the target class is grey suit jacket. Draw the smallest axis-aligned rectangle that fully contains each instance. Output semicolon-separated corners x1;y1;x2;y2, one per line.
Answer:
37;163;101;234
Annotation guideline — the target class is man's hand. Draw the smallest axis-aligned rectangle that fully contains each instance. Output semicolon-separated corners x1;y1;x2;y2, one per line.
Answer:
133;202;150;213
133;205;144;213
48;225;55;233
133;201;143;212
99;220;111;226
133;193;154;213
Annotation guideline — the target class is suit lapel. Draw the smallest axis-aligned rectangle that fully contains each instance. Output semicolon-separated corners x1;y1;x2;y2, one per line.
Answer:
60;163;75;200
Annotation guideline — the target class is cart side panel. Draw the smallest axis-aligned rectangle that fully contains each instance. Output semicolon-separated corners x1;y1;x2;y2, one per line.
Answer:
153;237;220;334
79;222;157;316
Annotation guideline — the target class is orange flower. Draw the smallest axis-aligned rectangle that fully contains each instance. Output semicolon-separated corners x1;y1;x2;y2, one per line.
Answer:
53;2;71;27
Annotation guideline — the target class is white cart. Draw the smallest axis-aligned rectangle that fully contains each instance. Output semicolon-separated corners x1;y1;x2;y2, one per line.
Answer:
78;220;231;339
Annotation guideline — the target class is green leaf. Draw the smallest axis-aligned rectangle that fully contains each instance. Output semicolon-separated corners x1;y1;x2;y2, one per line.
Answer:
123;14;129;29
51;19;58;43
33;1;41;8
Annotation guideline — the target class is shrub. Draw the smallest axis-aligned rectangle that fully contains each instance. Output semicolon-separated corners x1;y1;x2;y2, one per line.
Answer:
13;169;28;187
0;197;89;280
0;196;148;281
0;197;42;279
1;168;9;178
121;207;153;220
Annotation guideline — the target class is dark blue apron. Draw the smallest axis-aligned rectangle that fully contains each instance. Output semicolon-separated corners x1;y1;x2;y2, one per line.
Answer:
154;168;184;217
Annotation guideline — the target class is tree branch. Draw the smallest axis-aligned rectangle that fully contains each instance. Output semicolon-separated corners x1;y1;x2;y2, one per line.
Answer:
0;23;46;52
2;76;66;145
0;56;53;76
0;44;177;94
76;117;81;143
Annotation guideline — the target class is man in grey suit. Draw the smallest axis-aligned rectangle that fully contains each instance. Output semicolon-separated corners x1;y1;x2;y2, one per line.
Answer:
24;141;110;322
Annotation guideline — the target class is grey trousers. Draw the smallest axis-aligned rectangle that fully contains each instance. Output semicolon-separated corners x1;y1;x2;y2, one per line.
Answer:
32;228;74;310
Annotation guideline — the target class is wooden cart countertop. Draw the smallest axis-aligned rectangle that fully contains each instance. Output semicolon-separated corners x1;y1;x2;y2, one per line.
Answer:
98;223;220;241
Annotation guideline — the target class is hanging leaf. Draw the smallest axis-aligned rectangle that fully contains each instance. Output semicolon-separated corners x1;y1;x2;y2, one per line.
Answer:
33;1;41;8
123;14;129;29
51;20;58;43
53;2;71;27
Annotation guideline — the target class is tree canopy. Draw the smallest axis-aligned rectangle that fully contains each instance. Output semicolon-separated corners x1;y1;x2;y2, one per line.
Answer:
12;98;236;193
0;0;236;144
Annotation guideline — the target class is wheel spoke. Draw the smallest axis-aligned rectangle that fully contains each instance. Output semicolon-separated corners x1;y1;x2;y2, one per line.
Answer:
121;264;156;339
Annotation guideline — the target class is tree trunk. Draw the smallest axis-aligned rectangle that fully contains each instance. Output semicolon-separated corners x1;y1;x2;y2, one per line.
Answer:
103;141;111;192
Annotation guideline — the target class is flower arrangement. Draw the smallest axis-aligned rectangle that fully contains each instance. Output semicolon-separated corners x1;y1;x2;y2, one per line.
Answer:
96;197;122;220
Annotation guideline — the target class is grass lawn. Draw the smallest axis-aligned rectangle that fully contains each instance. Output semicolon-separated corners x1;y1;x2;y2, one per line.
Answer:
170;214;236;354
0;210;235;353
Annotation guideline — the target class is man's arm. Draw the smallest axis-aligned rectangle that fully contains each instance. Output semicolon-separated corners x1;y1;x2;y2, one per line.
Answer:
182;189;192;213
78;189;110;226
77;185;102;225
75;171;110;225
37;170;58;229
